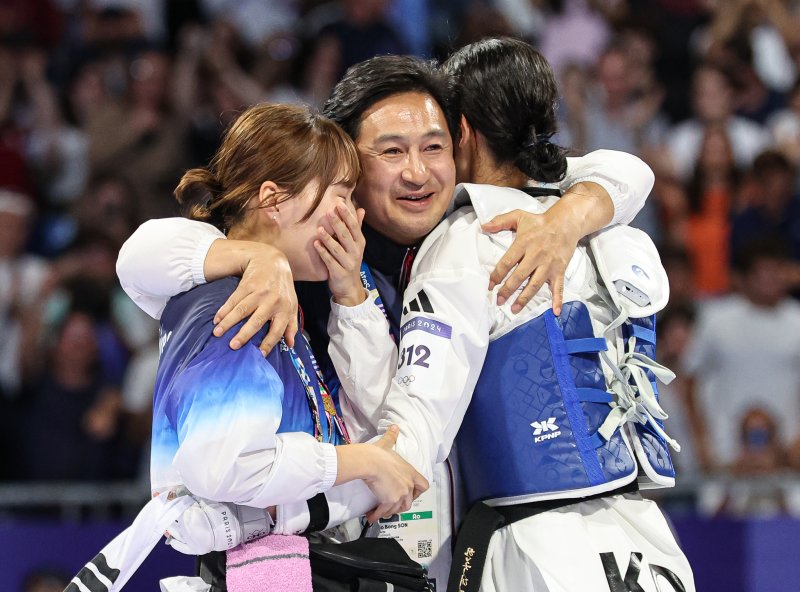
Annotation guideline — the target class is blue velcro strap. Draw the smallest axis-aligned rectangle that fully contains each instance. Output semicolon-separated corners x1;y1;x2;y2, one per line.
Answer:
564;337;607;355
545;310;605;486
577;388;613;404
630;324;656;344
587;431;606;449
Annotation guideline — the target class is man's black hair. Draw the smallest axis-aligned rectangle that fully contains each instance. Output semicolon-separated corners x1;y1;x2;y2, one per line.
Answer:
323;55;458;143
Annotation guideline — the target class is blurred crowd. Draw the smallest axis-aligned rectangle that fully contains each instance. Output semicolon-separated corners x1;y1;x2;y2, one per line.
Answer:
3;0;800;518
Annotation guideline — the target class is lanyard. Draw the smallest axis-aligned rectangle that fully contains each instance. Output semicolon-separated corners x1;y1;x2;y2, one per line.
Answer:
359;262;389;321
284;335;350;444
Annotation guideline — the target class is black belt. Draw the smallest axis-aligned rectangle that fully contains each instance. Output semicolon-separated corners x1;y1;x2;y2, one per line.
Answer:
446;480;640;592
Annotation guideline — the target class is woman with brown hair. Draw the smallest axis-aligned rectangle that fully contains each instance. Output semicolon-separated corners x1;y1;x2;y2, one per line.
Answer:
153;102;426;545
67;102;426;592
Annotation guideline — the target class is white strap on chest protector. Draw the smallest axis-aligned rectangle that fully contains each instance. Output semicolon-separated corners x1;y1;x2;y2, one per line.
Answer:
588;224;679;451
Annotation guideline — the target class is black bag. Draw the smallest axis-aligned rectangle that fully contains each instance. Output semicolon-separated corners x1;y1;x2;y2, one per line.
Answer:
309;537;433;592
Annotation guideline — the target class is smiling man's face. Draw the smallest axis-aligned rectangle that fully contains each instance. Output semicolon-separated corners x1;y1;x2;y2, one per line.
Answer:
353;91;456;245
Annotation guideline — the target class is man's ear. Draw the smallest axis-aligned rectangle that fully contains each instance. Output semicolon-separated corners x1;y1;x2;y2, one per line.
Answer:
459;115;473;149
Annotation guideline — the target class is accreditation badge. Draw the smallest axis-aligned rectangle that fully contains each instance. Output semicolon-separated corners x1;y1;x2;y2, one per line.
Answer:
378;483;440;569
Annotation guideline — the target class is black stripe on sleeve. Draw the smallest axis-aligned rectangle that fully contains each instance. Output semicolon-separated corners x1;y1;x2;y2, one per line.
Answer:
418;290;434;313
92;553;120;583
75;566;109;592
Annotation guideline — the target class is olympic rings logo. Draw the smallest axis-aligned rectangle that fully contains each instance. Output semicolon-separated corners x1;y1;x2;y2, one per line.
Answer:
396;375;416;386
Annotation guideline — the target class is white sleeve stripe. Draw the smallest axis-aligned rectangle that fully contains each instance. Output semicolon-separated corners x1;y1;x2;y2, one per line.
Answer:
67;578;92;592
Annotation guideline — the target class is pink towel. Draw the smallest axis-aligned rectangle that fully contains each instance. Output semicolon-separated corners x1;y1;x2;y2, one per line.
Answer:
226;535;312;592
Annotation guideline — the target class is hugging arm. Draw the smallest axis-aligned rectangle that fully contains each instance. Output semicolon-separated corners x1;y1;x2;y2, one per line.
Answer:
117;218;297;352
485;149;656;312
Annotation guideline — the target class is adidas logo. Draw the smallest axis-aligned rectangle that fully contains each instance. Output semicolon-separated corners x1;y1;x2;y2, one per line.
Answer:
531;417;561;444
403;289;435;316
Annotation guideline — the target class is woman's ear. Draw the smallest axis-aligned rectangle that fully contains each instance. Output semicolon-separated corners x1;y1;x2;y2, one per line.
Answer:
259;181;281;220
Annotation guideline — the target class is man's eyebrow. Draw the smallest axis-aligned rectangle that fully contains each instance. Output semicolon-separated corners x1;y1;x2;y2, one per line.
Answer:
373;129;448;144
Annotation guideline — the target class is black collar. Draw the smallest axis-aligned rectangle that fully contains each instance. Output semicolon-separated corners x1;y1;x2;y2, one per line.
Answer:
520;186;562;198
362;222;419;275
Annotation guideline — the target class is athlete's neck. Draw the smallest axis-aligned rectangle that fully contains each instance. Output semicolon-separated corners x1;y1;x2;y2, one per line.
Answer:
471;131;528;188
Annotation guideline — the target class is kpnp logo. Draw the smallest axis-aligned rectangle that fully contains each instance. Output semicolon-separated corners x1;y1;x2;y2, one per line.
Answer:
531;417;561;443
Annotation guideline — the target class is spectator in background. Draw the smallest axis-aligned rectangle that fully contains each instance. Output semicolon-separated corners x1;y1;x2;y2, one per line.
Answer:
767;80;800;167
23;568;70;592
697;0;798;95
47;230;157;378
72;173;140;251
0;189;51;480
61;58;110;130
303;0;408;106
0;190;51;399
655;303;700;475
731;150;800;272
660;243;697;310
557;42;667;157
538;0;617;78
706;408;790;518
731;408;787;476
682;238;800;472
666;62;772;180
684;124;741;296
0;44;37;197
22;47;90;209
20;310;127;481
199;0;298;49
86;46;188;221
450;3;514;50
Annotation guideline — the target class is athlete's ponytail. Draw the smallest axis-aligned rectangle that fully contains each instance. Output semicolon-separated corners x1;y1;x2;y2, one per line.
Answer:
514;133;567;185
444;37;568;184
174;167;226;229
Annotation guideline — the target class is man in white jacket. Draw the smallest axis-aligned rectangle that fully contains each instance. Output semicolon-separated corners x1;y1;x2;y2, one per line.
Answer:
326;39;693;591
117;52;656;589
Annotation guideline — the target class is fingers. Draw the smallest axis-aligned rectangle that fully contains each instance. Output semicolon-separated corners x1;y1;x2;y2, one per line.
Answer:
257;309;290;356
327;208;357;253
375;425;400;450
481;210;520;234
284;288;299;349
550;273;565;316
215;291;294;353
510;265;548;314
224;297;274;348
366;496;412;524
213;289;252;339
316;227;351;269
334;204;363;244
165;527;192;554
490;240;527;296
366;506;389;525
412;472;429;495
314;239;342;273
496;247;536;306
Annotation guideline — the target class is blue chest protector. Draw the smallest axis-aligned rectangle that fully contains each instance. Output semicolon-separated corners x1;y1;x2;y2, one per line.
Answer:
456;301;674;507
